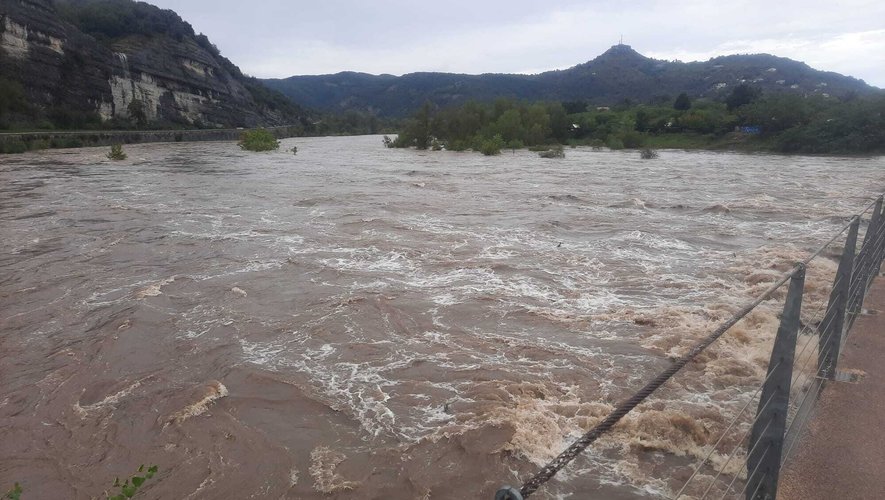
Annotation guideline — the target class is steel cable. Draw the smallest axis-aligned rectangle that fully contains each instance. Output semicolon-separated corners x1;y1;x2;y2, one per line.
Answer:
673;362;781;498
698;400;774;500
789;308;839;391
780;377;826;465
720;441;770;500
516;267;798;497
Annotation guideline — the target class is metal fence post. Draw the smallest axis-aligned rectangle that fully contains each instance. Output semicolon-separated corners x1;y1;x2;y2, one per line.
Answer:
875;201;885;277
819;217;859;379
746;265;805;500
865;197;883;275
847;197;882;329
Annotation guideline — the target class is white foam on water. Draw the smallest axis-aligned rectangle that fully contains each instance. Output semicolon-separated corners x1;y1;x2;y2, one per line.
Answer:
134;276;177;299
8;142;884;498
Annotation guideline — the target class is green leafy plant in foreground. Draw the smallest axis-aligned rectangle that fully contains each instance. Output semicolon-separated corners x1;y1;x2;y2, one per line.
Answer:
2;465;158;499
106;465;158;500
106;144;127;160
3;483;22;500
238;128;280;151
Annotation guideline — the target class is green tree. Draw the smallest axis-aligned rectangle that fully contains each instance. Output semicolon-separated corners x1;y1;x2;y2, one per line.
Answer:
546;102;570;142
127;99;148;127
523;104;551;145
634;108;651;132
739;94;819;133
726;84;761;111
0;78;29;127
410;101;434;149
494;109;524;142
673;93;692;110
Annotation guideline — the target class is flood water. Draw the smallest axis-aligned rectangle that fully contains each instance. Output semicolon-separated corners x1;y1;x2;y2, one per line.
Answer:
2;135;884;499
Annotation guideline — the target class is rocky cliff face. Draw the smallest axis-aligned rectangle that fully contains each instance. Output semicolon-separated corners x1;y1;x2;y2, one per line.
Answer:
0;0;301;128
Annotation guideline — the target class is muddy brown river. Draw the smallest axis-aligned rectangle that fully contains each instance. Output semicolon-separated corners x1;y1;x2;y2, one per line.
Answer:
2;136;884;499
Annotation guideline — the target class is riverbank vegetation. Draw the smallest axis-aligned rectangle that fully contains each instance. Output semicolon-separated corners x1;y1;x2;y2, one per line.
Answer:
238;129;280;151
106;144;127;160
387;87;885;155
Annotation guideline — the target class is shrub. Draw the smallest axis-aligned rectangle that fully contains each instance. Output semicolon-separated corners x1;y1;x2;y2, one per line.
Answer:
640;148;659;159
0;140;28;154
431;138;443;151
606;135;625;150
238;128;280;151
479;134;505;156
30;139;51;151
2;465;159;500
447;140;468;151
621;131;645;148
4;482;22;500
382;135;394;148
506;139;524;151
102;464;158;500
539;145;565;158
107;144;127;160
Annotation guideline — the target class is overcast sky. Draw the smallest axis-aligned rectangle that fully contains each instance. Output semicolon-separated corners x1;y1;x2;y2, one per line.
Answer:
148;0;885;87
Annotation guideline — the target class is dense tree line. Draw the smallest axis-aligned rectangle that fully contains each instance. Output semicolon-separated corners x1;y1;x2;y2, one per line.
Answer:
390;86;885;154
55;0;198;42
391;99;572;152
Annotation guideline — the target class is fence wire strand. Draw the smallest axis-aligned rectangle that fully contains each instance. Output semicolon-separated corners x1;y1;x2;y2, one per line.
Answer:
674;362;782;498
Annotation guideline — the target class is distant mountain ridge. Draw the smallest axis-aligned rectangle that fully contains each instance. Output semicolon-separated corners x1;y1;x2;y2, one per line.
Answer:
262;44;881;117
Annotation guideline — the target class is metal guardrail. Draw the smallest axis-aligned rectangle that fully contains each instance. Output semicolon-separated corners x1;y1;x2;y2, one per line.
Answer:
496;194;885;500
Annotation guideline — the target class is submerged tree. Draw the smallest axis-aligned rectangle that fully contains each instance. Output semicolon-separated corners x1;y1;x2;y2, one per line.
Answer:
107;144;127;160
238;128;280;151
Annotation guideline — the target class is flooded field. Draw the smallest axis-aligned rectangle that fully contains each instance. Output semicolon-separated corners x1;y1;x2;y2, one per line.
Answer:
2;135;884;499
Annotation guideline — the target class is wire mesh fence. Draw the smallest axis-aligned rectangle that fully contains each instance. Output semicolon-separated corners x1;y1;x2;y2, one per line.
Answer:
496;194;885;500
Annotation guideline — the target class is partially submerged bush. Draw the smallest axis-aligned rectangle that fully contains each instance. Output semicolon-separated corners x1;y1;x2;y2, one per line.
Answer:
0;140;28;154
538;145;565;158
640;148;659;159
106;464;158;500
238;128;279;151
447;139;469;151
479;134;505;156
107;144;127;160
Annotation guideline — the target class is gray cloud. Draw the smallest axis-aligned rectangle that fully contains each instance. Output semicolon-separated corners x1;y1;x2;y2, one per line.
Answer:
150;0;885;87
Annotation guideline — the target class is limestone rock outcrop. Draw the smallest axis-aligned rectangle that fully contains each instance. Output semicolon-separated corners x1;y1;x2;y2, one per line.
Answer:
0;0;302;128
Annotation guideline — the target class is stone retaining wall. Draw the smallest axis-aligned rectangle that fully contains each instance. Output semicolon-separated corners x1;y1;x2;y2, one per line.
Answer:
0;126;301;153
